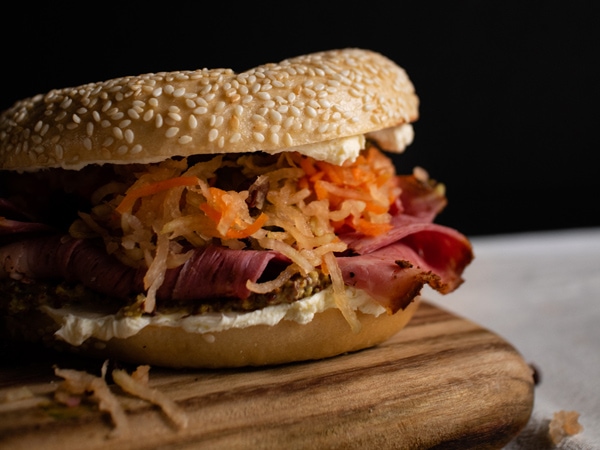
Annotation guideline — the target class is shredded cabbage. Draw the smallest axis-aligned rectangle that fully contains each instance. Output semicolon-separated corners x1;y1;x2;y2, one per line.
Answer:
70;146;401;327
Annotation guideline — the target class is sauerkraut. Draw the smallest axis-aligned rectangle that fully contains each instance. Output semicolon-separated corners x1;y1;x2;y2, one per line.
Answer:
70;145;401;331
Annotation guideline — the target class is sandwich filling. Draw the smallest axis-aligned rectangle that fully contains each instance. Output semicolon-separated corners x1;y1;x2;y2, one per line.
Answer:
0;138;473;340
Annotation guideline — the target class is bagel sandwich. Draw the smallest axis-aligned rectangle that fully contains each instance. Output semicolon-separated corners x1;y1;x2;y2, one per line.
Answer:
0;48;473;368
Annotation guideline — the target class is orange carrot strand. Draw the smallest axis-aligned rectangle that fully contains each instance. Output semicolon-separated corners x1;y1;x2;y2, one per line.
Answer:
225;212;269;239
116;176;200;214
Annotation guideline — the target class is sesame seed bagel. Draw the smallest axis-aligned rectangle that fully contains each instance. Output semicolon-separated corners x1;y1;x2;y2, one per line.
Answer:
0;48;418;171
0;48;468;371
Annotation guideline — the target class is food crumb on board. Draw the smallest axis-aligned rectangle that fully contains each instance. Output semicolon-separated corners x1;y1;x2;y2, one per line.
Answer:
53;361;188;438
548;410;583;445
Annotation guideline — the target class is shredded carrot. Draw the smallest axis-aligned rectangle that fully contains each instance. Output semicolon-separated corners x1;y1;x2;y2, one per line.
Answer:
364;202;389;214
199;187;269;239
199;187;226;221
225;212;269;239
294;147;398;236
354;219;392;236
198;202;221;222
116;176;200;214
298;157;317;176
313;180;329;201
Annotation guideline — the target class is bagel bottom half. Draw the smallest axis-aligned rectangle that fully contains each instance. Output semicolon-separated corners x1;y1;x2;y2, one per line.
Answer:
2;294;420;369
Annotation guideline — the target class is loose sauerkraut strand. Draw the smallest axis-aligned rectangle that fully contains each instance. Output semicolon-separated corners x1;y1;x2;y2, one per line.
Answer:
54;363;189;437
112;365;189;430
54;365;130;438
73;146;401;328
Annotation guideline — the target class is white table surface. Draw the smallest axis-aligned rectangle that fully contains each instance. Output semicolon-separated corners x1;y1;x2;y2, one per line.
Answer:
425;227;600;449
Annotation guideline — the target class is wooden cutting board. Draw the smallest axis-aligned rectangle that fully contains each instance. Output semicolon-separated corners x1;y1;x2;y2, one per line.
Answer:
0;301;534;449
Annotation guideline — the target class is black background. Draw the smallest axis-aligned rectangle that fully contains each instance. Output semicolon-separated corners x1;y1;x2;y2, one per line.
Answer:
1;2;598;237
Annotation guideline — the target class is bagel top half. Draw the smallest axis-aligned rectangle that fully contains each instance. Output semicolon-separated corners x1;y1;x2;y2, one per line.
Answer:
0;48;418;171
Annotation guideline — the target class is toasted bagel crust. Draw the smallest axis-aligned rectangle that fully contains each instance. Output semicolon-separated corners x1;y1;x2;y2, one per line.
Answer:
0;49;418;171
3;299;420;368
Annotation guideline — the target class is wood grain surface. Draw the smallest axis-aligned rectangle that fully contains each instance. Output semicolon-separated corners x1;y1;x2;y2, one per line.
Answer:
0;301;535;449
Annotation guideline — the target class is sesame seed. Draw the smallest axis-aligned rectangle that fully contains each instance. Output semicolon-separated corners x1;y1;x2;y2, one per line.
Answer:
110;112;125;121
112;127;124;140
124;129;134;144
257;92;271;101
283;117;294;129
269;110;282;123
128;108;140;120
102;137;115;147
215;101;226;113
165;127;179;138
60;98;73;109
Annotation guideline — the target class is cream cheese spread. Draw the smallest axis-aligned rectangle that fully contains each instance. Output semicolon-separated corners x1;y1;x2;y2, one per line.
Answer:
284;134;366;165
366;123;414;153
42;286;386;346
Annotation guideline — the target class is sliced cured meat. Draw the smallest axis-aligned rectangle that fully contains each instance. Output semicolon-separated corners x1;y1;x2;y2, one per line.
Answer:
0;236;138;299
337;232;473;314
0;220;472;312
165;245;285;301
395;174;448;221
0;235;285;303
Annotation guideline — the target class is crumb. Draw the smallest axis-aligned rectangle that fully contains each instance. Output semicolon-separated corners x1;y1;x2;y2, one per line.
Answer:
548;410;583;445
